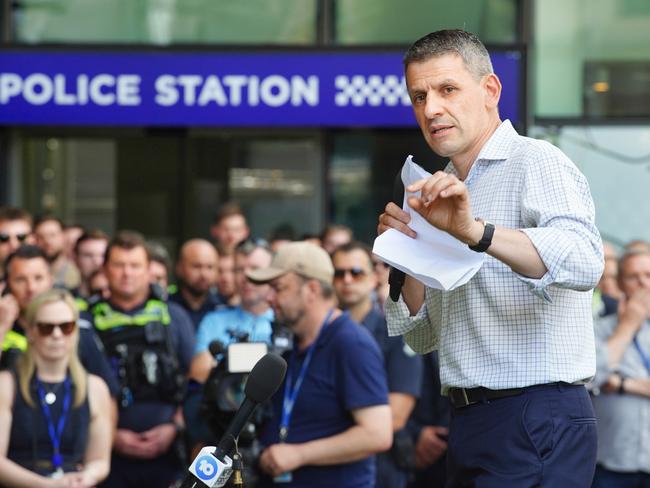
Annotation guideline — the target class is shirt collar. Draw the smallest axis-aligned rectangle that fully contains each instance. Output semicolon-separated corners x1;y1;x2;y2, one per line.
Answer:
475;119;517;162
444;119;517;179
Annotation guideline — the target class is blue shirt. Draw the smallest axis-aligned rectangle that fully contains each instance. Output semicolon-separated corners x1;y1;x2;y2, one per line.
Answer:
194;306;274;355
363;307;422;397
258;313;389;488
168;289;226;330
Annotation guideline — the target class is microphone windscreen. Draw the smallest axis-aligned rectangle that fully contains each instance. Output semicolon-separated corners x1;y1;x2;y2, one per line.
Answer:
244;352;287;403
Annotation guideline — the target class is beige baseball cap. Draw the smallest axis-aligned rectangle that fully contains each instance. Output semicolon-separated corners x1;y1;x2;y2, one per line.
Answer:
246;242;334;285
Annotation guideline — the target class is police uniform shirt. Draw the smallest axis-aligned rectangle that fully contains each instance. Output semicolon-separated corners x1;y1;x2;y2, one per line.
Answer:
168;289;226;331
362;307;423;398
89;299;195;432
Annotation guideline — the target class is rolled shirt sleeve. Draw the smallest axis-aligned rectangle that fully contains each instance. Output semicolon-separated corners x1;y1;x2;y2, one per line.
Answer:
517;143;604;301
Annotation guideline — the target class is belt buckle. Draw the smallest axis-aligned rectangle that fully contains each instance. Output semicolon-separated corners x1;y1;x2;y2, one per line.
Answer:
461;388;470;406
451;387;471;408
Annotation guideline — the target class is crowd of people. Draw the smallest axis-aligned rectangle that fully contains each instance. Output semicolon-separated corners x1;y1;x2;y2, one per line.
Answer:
0;203;450;488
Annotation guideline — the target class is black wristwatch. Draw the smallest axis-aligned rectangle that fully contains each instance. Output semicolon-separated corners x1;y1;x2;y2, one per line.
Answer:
468;218;495;253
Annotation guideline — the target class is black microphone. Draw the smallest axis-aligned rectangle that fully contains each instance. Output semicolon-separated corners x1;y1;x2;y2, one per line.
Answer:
208;340;225;357
180;352;287;488
389;169;406;302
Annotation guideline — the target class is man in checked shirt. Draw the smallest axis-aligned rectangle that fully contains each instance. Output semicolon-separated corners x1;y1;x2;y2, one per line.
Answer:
378;30;604;487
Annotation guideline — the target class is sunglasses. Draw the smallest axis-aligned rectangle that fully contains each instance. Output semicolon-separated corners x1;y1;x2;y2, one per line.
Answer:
236;237;272;254
0;233;28;244
35;321;77;336
334;267;367;280
373;260;389;270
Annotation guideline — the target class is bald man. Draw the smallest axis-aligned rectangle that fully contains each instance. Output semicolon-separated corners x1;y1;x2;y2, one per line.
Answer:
169;239;226;329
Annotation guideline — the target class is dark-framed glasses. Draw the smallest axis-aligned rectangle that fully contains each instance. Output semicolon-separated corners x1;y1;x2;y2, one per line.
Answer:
35;320;77;336
333;267;367;281
0;233;28;244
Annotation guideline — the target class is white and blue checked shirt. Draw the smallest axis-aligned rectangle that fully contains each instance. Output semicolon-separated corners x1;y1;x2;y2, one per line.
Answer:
385;120;604;392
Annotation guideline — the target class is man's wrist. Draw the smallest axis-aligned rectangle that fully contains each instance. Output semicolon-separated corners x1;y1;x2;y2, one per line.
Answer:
465;219;485;247
468;218;495;253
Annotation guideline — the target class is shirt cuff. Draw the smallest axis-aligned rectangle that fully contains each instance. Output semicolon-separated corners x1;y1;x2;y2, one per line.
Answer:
384;294;426;337
515;272;554;302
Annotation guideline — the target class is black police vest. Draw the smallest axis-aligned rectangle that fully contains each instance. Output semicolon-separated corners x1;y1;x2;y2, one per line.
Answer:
90;299;185;407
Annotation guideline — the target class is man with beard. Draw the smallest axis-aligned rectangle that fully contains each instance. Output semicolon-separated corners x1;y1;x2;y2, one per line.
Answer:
33;215;80;290
169;239;224;330
249;242;392;488
189;238;274;383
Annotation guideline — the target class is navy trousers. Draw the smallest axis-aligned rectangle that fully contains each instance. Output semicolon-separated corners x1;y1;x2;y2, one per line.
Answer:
446;383;597;487
592;465;650;488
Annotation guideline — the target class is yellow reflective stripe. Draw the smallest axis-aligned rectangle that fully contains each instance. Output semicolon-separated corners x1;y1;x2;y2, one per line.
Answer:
75;297;89;312
2;330;28;351
144;300;171;325
92;299;170;331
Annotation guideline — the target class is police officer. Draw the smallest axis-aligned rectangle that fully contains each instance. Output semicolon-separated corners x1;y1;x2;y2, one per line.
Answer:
0;245;119;402
332;241;423;488
89;231;195;488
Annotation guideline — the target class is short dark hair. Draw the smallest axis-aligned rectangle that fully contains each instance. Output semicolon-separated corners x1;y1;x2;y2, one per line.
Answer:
403;29;493;80
74;229;109;255
213;202;246;226
4;245;49;277
331;241;374;270
235;237;272;258
33;213;64;231
320;223;353;242
146;240;171;272
0;207;33;226
105;230;149;263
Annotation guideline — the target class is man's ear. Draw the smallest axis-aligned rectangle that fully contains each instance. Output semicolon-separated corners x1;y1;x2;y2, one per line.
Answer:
483;73;502;109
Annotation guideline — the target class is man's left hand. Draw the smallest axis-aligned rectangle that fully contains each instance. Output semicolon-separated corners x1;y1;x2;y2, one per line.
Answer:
406;172;482;245
259;443;304;478
138;423;178;458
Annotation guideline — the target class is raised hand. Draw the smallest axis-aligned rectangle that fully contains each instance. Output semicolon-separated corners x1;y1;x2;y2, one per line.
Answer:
405;172;478;244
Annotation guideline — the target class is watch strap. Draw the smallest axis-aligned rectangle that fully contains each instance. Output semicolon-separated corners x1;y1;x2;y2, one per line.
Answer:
468;219;495;253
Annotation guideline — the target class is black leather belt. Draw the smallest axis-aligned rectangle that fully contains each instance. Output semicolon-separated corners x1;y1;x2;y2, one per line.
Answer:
448;386;524;408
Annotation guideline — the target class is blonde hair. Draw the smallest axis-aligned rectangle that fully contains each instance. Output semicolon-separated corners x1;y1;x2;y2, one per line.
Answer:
17;289;86;408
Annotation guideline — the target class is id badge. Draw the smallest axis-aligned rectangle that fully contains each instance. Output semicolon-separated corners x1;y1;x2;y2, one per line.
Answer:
49;468;64;479
273;472;293;483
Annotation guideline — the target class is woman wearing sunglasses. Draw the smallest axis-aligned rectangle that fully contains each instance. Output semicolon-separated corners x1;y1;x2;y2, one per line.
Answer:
0;289;112;487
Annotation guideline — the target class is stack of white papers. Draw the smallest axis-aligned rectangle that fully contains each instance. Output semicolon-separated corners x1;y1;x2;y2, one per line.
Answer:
372;155;485;291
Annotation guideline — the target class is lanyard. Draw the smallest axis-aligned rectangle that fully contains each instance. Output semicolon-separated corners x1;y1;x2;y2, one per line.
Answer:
279;308;334;442
633;335;650;375
36;377;72;470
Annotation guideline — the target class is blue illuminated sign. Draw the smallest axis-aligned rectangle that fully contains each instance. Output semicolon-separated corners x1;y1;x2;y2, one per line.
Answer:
0;50;522;127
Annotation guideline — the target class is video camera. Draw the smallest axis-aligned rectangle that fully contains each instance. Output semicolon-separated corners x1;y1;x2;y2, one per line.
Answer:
198;324;292;486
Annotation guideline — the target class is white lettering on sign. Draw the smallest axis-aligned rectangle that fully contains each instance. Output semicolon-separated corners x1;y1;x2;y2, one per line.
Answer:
154;74;319;108
0;73;142;106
